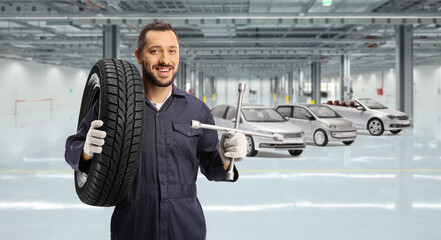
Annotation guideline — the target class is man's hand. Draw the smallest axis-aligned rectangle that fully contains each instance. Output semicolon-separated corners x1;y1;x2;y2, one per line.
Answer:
82;120;107;161
219;131;247;167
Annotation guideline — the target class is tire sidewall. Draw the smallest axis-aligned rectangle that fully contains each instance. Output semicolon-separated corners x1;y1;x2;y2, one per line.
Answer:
246;135;257;157
314;129;328;146
75;64;103;201
368;118;384;136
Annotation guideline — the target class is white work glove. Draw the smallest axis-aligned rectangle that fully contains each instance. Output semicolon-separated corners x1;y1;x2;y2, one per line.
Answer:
83;120;107;157
219;131;247;163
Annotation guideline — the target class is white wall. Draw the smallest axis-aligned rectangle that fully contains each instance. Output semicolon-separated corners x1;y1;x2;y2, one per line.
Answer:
413;65;441;108
325;64;441;110
214;77;272;107
2;58;440;113
0;58;88;114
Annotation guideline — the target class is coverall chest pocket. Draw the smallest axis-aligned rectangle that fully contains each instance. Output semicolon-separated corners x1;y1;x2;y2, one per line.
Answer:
172;120;203;158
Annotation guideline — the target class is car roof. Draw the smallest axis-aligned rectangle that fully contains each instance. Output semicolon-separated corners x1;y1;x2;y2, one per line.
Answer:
276;103;327;108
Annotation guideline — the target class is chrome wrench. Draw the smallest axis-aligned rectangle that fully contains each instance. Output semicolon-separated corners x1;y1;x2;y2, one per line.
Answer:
190;121;284;142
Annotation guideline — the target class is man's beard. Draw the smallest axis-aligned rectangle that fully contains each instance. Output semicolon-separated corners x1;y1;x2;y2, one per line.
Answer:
142;63;177;88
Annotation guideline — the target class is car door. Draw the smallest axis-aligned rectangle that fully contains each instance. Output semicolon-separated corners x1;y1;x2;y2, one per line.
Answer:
291;106;312;136
211;105;229;138
211;105;228;125
342;100;366;128
223;106;237;129
276;106;292;119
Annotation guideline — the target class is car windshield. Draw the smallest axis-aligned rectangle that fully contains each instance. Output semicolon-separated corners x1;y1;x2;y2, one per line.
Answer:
309;106;342;118
358;98;388;109
242;108;286;122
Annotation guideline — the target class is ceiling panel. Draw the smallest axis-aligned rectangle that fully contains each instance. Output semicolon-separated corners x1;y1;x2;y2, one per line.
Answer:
0;0;440;77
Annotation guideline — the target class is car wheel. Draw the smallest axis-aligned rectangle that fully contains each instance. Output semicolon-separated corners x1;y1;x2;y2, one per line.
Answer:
313;129;328;146
75;59;145;207
367;118;384;136
288;150;303;156
342;141;354;145
390;129;402;134
245;135;258;157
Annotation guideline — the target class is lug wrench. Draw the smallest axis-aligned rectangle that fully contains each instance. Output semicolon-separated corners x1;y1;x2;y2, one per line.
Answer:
224;82;246;180
191;83;284;181
190;121;284;142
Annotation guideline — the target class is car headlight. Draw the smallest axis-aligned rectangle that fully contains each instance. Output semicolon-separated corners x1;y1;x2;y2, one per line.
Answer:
326;124;336;129
387;115;397;120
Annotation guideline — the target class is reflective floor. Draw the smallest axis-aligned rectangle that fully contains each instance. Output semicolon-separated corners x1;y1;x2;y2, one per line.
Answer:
1;104;441;240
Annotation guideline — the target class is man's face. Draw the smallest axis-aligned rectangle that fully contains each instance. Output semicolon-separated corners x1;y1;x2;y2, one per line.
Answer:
137;30;179;87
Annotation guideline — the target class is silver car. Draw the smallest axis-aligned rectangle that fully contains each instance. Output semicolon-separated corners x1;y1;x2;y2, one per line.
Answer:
326;98;411;136
211;104;306;156
275;104;357;146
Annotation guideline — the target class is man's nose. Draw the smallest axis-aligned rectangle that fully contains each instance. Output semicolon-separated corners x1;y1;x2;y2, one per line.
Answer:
158;52;171;65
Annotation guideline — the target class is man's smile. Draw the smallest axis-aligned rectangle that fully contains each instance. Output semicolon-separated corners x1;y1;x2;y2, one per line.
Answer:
154;66;172;77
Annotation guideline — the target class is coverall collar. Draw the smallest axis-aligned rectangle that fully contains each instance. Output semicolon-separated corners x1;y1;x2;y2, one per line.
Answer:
171;84;187;97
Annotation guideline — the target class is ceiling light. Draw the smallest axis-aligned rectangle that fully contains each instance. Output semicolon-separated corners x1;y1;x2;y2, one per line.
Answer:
11;43;36;48
322;0;333;6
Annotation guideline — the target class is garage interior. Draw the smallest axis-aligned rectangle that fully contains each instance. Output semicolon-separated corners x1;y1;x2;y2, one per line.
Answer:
0;0;441;239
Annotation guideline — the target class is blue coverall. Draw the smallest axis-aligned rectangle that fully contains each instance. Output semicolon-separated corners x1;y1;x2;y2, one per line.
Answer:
65;84;238;240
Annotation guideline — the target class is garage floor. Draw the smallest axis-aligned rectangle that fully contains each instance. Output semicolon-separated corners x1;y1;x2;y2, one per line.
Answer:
1;103;440;240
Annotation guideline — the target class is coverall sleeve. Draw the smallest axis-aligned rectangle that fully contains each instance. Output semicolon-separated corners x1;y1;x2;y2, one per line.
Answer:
197;104;239;182
64;101;99;172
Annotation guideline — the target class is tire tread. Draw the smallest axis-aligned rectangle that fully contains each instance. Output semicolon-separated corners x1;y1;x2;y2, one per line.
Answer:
74;58;145;206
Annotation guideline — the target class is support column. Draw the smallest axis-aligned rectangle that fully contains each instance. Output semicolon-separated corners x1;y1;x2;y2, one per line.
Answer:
299;69;304;96
199;71;204;100
103;25;120;59
297;69;306;103
311;61;321;104
275;76;280;100
395;25;414;118
288;70;293;103
177;62;186;90
190;67;195;95
270;77;274;98
210;77;216;100
340;55;351;101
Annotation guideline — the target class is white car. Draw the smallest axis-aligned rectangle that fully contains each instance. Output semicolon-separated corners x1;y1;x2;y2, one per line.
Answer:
275;104;357;146
326;98;411;136
211;104;306;156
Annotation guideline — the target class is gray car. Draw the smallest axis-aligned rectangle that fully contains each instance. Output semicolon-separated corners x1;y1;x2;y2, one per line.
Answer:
326;98;411;136
275;104;357;146
211;104;306;156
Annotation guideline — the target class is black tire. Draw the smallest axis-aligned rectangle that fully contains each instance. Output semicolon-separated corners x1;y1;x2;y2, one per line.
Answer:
288;150;303;156
246;135;258;157
367;118;384;136
313;129;328;146
75;59;145;207
390;129;402;134
342;141;354;145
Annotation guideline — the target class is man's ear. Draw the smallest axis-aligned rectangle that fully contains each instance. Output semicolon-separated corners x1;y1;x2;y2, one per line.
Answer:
135;49;142;65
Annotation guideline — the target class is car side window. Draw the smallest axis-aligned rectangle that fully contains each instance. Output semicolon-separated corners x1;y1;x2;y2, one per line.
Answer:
211;105;228;118
293;107;308;120
277;107;292;117
225;107;237;120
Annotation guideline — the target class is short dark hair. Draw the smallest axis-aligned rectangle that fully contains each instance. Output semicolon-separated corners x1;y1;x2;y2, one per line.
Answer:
137;21;179;54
